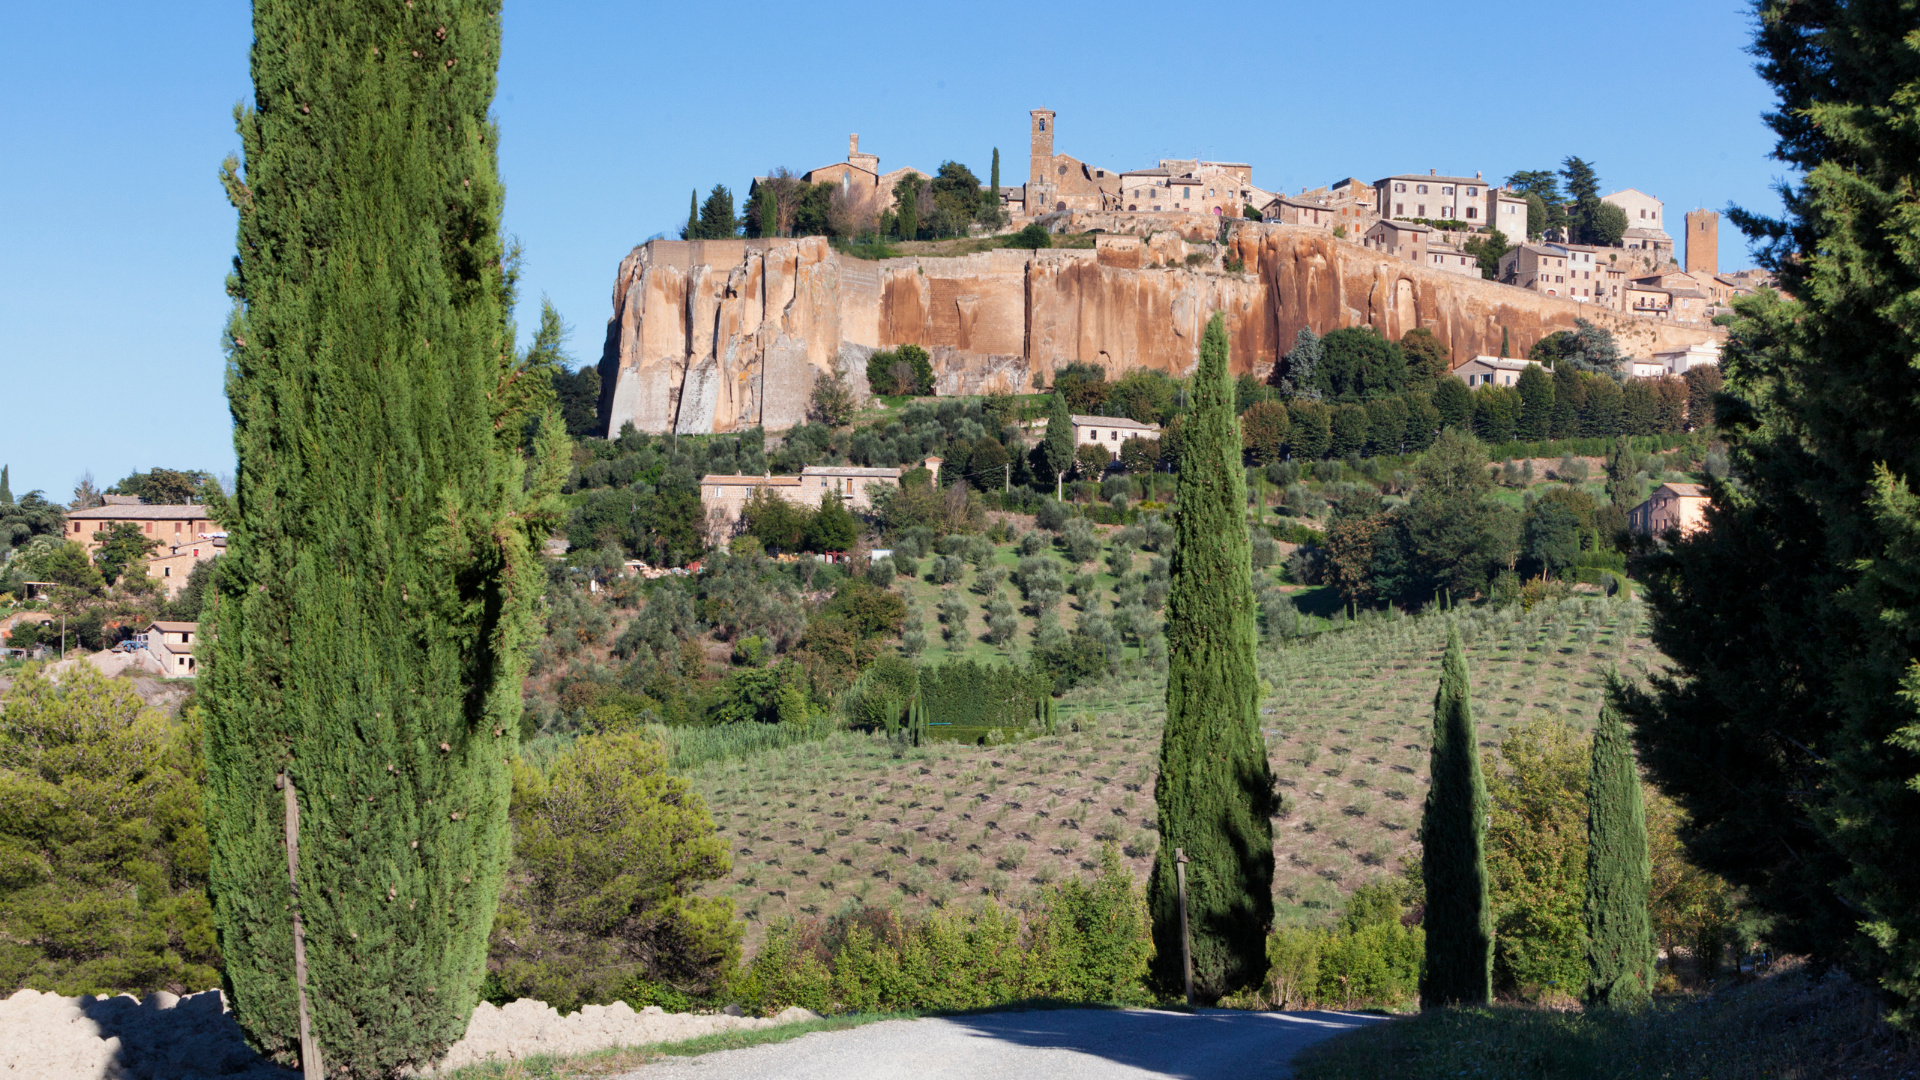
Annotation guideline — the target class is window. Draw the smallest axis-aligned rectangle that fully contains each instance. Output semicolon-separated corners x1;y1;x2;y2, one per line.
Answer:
164;566;171;577
1395;183;1406;192
1442;186;1454;195
1639;209;1646;218
1184;188;1191;198
1467;187;1478;196
1110;430;1118;441
1395;203;1403;214
145;522;152;534
1467;207;1478;219
1417;184;1428;194
1089;430;1098;440
1039;119;1046;131
1417;204;1426;216
1058;165;1067;175
1096;170;1104;177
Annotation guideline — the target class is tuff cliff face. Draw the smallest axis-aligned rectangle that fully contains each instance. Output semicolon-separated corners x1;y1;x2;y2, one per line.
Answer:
598;224;1721;436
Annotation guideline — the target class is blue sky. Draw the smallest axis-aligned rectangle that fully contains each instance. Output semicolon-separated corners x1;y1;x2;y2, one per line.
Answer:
0;0;1783;500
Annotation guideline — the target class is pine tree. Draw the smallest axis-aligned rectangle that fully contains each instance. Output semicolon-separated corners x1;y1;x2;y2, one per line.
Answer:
1585;703;1653;1005
1615;0;1920;1026
1421;625;1492;1007
1148;313;1274;1001
207;3;567;1073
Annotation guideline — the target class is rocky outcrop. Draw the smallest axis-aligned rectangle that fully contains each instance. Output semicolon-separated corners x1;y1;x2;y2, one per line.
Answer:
599;224;1722;436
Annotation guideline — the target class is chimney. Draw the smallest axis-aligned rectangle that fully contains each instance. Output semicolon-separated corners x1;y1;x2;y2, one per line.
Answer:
1430;168;1437;176
849;133;859;159
1475;171;1482;179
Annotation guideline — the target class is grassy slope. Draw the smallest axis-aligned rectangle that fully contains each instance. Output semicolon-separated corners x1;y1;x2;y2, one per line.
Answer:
688;538;1656;943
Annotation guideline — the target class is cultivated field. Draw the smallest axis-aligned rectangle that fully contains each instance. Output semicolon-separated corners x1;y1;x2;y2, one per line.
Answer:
687;593;1659;943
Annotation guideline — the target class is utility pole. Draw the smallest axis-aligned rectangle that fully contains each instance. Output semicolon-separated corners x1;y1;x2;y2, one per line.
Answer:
1175;847;1193;1008
1004;462;1010;493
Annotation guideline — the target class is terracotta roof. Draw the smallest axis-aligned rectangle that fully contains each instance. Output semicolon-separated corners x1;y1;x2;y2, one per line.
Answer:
702;475;801;486
801;466;903;478
1070;414;1160;431
69;504;213;520
149;621;198;632
1659;483;1707;498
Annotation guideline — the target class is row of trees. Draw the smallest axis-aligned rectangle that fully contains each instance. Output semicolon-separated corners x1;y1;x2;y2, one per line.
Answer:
686;152;1007;244
1506;158;1628;246
1421;629;1657;1006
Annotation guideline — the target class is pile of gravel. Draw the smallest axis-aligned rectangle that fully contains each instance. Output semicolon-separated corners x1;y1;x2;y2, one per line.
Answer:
0;987;822;1079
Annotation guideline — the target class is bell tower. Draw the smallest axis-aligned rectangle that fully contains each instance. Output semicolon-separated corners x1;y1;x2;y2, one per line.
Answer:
1027;109;1057;216
1685;209;1718;277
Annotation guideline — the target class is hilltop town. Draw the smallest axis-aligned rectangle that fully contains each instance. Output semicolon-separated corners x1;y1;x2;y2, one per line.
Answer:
605;109;1766;439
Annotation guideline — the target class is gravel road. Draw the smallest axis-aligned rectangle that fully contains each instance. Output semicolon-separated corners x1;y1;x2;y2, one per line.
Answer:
612;1007;1386;1080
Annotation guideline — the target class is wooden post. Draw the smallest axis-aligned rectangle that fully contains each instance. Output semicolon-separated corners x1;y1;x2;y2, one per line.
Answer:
278;772;324;1080
1175;847;1193;1008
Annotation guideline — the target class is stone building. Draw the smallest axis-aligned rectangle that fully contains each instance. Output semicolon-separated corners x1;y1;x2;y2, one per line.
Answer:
140;620;200;678
1452;356;1540;388
1604;188;1675;264
1375;171;1497;225
1424;242;1481;278
1628;482;1710;538
784;134;931;223
1498;244;1574;296
65;501;223;598
1362;218;1429;261
1685;209;1718;276
698;462;940;545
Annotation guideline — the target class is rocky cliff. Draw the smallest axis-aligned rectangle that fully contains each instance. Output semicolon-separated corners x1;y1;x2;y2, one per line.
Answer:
598;225;1721;436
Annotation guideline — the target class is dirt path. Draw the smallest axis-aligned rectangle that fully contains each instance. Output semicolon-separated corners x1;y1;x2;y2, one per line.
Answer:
613;1007;1384;1080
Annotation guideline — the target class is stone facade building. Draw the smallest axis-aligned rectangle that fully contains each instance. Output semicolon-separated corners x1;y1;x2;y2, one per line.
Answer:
699;462;941;545
1375;171;1497;224
65;501;223;598
1497;244;1574;296
1685;209;1718;276
1628;482;1709;538
1362;218;1429;261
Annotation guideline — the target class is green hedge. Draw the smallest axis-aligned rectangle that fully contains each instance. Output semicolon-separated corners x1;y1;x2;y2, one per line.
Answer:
919;659;1052;742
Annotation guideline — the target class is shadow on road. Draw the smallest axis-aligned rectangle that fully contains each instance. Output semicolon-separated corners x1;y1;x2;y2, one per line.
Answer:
934;1006;1389;1079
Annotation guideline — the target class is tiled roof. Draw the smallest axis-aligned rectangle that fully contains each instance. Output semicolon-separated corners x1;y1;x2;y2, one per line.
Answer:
701;475;801;486
70;504;214;520
1069;414;1160;431
801;466;904;478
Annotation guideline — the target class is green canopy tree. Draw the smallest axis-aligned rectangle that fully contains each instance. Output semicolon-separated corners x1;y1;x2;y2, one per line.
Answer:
1148;313;1274;1001
1421;625;1493;1007
1584;704;1654;1005
207;1;568;1073
1613;0;1920;1027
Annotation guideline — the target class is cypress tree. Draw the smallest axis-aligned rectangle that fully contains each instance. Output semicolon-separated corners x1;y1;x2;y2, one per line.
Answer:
1585;703;1653;1005
1148;313;1274;1001
685;189;699;239
1500;326;1510;359
207;2;566;1073
1421;625;1493;1007
988;148;1000;217
1042;390;1074;490
0;465;10;506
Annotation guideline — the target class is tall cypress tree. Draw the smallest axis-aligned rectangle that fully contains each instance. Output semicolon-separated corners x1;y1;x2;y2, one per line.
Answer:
1041;390;1074;490
1148;313;1274;1000
988;147;1000;217
0;465;11;506
208;2;566;1073
1421;625;1492;1007
685;189;699;239
1585;703;1653;1005
1615;4;1920;1020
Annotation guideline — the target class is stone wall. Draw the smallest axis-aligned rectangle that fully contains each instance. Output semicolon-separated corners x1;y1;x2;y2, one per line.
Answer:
599;223;1723;436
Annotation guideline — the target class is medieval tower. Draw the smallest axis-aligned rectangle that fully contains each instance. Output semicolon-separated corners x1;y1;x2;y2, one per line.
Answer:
1028;109;1056;215
1685;209;1718;277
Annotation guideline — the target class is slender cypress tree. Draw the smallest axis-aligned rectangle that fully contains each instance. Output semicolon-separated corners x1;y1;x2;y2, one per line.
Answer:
1041;390;1074;491
207;2;566;1073
1421;625;1493;1007
0;465;11;506
1585;703;1654;1005
988;148;1000;217
1148;313;1275;1001
686;189;699;239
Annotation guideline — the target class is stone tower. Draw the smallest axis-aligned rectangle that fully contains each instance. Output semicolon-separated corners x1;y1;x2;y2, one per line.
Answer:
1685;209;1718;277
1028;109;1056;215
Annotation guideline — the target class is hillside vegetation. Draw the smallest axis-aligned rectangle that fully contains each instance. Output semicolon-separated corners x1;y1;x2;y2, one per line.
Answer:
682;595;1656;946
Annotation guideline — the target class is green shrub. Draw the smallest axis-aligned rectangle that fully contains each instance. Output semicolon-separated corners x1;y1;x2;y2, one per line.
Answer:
1261;884;1423;1011
0;666;219;997
734;844;1149;1015
486;732;740;1013
1006;223;1052;249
